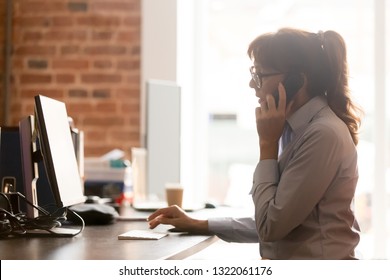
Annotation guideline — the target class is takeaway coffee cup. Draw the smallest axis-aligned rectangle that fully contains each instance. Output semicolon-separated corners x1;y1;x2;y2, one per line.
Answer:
165;183;184;208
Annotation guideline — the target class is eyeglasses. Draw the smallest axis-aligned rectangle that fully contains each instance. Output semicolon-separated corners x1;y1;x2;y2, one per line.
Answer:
249;66;284;89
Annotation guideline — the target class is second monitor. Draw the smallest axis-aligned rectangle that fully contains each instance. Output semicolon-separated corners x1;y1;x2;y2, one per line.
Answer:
145;80;181;201
33;95;85;208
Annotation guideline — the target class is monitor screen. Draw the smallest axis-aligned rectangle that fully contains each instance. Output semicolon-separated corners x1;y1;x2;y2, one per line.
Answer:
34;95;85;208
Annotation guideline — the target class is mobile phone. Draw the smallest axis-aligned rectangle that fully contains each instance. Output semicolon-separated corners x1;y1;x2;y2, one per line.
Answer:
273;73;303;106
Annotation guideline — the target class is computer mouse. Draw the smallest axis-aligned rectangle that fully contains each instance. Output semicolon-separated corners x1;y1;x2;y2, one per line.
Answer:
85;195;101;204
204;202;217;209
69;204;119;225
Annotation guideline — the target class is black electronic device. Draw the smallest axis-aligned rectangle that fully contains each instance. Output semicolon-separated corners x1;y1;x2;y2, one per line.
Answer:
273;72;304;106
19;117;39;218
69;203;118;225
0;127;24;195
0;127;25;214
20;115;57;217
0;96;86;238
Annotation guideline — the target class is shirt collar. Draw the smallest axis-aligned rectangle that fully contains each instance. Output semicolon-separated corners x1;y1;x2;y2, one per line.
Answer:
287;95;328;133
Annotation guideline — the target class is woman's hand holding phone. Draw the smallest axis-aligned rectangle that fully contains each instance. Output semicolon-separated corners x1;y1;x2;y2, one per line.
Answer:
256;83;287;160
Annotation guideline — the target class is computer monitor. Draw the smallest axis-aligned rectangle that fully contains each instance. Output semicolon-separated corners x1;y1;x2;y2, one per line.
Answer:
19;116;39;217
33;95;85;208
145;80;181;200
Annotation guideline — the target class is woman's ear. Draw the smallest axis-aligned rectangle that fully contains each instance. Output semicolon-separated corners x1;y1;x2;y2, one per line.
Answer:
283;72;304;103
285;73;311;117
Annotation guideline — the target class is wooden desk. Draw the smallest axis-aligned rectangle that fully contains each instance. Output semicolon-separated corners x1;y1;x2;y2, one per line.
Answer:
0;209;218;260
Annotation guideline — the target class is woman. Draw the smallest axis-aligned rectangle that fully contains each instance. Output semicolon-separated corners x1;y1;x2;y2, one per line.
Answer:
148;28;362;259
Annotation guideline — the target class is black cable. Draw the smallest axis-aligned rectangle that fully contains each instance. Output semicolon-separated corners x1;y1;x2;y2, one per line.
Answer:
53;207;85;236
23;207;85;237
0;208;26;236
0;193;85;238
0;192;13;212
15;192;50;216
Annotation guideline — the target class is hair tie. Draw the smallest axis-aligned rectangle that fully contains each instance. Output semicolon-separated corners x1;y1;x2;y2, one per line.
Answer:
317;30;325;49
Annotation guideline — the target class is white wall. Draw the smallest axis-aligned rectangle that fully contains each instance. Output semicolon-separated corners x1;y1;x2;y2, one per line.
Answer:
141;0;208;205
141;0;178;146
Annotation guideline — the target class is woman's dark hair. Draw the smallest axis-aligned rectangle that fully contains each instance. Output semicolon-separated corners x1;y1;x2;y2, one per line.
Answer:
247;28;362;145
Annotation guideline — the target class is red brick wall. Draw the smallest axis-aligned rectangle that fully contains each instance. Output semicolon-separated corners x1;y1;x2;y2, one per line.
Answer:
5;0;141;159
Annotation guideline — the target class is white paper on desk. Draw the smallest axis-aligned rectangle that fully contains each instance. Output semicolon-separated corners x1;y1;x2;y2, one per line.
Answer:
118;230;168;240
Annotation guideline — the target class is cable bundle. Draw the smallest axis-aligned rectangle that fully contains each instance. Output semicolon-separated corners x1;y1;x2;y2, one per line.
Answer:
0;192;84;238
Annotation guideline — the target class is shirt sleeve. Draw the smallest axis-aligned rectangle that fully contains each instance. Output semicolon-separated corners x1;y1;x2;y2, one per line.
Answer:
252;123;346;242
208;216;259;243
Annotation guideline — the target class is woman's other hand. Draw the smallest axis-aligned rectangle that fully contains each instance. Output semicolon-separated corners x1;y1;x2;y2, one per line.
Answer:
147;205;209;233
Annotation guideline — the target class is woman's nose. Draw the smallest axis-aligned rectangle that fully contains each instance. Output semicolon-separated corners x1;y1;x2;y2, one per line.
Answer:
249;78;255;88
